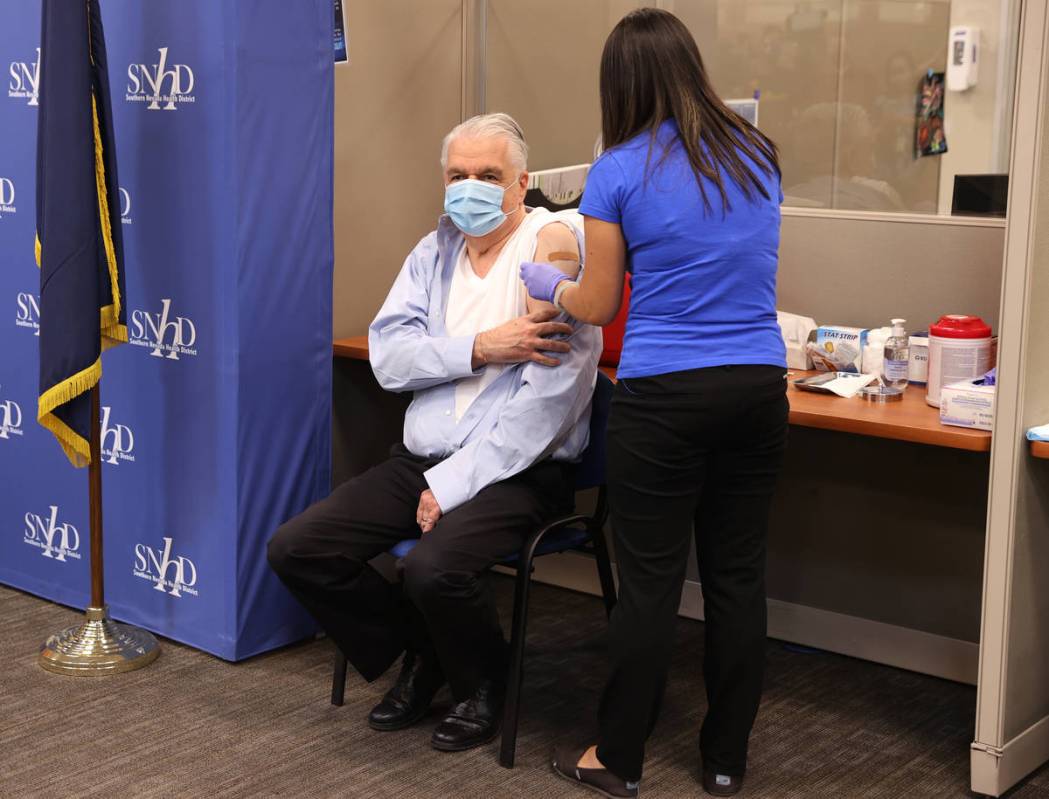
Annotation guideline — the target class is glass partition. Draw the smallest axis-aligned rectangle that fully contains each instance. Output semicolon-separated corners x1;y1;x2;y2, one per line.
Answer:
484;0;1019;217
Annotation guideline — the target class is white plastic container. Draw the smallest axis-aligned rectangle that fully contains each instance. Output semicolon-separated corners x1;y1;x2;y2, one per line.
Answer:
861;326;892;376
908;333;929;385
926;315;993;408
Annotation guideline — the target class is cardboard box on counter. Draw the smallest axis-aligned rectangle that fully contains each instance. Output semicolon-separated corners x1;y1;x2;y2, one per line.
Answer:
940;378;996;432
806;326;869;373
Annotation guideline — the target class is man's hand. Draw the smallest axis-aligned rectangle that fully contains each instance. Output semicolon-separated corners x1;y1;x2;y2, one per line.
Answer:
472;309;573;369
417;489;442;534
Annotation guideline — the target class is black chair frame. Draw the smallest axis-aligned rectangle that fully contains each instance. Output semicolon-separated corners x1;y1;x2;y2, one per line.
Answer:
500;482;615;767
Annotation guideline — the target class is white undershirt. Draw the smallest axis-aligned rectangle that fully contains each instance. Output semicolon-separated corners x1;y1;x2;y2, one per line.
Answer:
445;234;527;421
443;207;584;422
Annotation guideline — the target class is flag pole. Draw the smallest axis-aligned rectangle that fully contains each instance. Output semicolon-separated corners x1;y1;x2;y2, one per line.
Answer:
89;384;104;608
38;382;159;675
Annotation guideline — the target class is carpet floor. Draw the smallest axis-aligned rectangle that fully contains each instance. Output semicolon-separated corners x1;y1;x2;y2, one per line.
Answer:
1;580;1047;798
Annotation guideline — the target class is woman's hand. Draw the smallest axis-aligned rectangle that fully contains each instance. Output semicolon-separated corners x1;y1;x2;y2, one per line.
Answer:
520;261;570;304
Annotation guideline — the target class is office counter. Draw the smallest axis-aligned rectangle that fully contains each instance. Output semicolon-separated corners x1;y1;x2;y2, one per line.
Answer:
785;372;991;451
334;335;991;452
333;337;370;360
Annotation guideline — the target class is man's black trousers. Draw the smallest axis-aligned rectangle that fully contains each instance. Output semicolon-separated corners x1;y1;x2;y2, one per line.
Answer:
267;445;573;700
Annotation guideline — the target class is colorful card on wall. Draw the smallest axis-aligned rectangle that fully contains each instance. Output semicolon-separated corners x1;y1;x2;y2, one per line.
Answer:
916;71;947;157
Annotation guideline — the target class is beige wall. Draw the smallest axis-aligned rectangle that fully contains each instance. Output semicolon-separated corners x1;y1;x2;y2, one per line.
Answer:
332;0;462;338
937;0;1019;212
486;0;638;170
679;1;949;213
487;0;952;213
678;1;843;209
838;1;949;213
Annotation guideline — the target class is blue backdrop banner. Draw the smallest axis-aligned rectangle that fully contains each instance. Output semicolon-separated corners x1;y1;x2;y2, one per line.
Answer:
0;0;333;660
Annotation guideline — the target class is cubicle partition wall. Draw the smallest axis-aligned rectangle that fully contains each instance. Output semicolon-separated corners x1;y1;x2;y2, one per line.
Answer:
0;0;334;660
973;1;1049;793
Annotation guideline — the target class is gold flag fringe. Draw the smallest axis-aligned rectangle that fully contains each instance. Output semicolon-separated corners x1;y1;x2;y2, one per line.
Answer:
36;89;126;468
91;94;125;348
37;357;101;468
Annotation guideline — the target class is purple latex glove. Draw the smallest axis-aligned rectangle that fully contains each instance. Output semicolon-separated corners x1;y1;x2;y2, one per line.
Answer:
520;261;570;304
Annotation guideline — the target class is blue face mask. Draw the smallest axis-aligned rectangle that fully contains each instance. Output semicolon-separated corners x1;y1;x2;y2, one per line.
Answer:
444;178;519;237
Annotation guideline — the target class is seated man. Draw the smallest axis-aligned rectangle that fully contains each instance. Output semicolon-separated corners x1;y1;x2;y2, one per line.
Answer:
268;112;601;752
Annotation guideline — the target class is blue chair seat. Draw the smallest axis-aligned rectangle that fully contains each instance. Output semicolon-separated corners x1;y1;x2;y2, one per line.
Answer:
389;525;591;564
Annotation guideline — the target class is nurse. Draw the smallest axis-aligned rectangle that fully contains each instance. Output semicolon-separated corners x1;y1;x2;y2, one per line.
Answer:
520;9;788;797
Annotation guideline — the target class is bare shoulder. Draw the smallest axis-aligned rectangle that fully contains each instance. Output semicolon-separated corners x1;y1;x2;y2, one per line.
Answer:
535;221;579;257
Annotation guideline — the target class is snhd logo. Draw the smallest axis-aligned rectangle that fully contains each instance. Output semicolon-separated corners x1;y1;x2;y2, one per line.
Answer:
100;406;135;465
127;48;195;111
129;299;198;360
0;177;15;217
24;506;81;562
16;292;40;336
119;187;132;225
134;537;198;598
0;388;23;440
8;48;40;106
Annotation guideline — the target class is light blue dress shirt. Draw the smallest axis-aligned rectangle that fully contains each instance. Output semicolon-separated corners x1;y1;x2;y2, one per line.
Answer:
368;215;602;513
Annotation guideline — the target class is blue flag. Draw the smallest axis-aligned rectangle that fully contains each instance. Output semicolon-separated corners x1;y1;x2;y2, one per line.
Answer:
35;0;127;467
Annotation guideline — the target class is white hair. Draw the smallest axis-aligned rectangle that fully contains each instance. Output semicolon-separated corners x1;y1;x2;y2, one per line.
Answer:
440;112;528;173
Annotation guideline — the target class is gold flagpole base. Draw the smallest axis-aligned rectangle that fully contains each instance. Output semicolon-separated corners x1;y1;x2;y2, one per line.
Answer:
38;605;160;675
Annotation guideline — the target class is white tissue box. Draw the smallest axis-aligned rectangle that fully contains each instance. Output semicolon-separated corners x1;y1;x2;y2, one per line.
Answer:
777;311;817;370
940;379;995;431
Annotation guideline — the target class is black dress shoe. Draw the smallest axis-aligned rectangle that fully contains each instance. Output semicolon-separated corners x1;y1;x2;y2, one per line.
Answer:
367;651;444;732
702;769;744;796
431;678;504;752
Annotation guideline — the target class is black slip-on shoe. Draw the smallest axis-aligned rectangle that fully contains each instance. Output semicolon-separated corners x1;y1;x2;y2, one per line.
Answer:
367;651;444;732
551;746;640;799
430;678;504;752
702;769;744;796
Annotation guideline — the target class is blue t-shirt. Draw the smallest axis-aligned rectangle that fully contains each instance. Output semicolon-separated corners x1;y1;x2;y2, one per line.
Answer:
579;120;787;379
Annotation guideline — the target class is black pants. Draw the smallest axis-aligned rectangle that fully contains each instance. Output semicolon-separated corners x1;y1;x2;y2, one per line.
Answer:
596;365;789;783
267;445;573;701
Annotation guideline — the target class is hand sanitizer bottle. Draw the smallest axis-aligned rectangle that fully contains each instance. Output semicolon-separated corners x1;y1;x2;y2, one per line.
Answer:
884;318;910;389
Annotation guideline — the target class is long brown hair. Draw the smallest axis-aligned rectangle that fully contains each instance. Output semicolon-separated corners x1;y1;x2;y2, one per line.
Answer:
599;8;780;212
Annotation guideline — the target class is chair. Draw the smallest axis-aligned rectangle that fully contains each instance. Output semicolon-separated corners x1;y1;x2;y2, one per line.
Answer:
330;371;617;769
